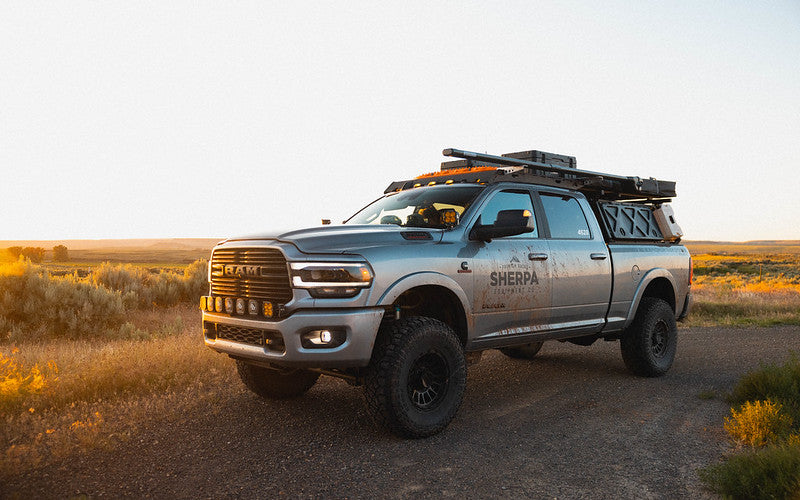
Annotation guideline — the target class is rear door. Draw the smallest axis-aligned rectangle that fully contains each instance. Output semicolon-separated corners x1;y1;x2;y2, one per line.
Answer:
537;191;612;334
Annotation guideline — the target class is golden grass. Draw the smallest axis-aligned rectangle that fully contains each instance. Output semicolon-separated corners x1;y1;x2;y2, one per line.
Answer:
684;247;800;327
0;306;235;478
724;400;794;448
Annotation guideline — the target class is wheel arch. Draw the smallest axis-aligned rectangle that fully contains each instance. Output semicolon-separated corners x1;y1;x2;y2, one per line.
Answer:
623;269;678;329
377;273;471;346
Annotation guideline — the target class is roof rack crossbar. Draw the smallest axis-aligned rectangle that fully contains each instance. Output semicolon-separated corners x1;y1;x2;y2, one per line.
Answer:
440;148;676;199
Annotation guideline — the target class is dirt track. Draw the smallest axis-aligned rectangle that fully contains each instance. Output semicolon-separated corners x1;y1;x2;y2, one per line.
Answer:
8;326;800;499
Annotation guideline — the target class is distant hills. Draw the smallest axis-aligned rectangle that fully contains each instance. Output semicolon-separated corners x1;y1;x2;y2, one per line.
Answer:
0;238;224;251
685;240;800;246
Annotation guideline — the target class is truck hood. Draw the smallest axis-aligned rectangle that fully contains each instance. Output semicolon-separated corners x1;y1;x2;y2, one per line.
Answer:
225;225;445;254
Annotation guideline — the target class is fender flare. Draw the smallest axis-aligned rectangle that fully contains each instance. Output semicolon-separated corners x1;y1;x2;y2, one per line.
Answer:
623;268;678;329
376;272;472;317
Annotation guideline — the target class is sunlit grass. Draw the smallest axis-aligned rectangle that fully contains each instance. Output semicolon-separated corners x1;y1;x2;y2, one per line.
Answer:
685;250;800;327
0;307;234;478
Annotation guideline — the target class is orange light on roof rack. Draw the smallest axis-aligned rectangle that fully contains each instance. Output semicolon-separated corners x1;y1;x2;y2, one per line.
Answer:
415;166;497;179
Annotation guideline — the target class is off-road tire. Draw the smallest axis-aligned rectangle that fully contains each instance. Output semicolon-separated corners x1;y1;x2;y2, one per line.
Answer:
364;316;467;438
500;342;544;360
236;361;320;399
620;297;677;377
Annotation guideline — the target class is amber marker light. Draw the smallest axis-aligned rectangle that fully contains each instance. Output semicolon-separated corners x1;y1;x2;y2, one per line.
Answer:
263;301;274;318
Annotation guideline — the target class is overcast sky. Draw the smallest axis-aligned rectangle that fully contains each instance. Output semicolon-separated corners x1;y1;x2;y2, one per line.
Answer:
2;1;798;241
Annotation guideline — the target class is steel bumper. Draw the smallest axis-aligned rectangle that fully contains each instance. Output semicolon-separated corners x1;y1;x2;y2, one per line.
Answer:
203;308;385;368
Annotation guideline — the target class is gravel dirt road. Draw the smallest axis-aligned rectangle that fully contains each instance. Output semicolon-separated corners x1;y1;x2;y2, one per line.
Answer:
7;325;800;499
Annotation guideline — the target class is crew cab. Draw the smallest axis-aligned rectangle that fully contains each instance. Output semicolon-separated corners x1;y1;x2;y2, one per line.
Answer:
202;148;692;438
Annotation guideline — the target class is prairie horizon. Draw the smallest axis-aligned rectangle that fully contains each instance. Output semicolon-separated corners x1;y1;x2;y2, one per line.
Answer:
3;237;800;252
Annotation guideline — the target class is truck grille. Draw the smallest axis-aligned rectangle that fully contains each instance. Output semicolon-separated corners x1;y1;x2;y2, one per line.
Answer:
215;324;285;352
210;248;293;303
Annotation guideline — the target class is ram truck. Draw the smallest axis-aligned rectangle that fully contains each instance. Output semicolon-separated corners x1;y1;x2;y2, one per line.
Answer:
202;148;692;438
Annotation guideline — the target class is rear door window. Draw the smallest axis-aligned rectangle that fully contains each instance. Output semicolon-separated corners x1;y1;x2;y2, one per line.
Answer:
540;193;591;239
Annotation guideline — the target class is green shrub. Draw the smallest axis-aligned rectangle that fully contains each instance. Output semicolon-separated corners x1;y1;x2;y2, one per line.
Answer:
182;259;208;302
0;259;207;341
0;260;126;341
52;245;69;262
700;443;800;500
91;262;154;308
729;355;800;422
91;260;207;308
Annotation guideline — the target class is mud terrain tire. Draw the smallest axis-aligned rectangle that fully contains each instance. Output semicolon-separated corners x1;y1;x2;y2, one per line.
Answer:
236;361;320;399
620;297;677;377
365;317;467;438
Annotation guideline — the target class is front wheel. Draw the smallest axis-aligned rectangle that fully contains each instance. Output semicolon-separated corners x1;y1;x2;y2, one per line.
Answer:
236;361;320;399
620;297;677;377
364;317;467;438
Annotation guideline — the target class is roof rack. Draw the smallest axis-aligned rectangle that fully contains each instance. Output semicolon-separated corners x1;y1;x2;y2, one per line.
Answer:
384;148;676;201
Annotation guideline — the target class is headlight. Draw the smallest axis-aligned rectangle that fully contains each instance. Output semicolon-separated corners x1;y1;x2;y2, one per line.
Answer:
290;262;373;298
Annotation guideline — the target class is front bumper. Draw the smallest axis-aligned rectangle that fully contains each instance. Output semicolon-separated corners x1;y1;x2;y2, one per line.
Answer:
203;308;385;368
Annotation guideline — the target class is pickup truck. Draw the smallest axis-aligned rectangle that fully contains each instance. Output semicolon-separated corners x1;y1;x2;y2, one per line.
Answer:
202;148;692;438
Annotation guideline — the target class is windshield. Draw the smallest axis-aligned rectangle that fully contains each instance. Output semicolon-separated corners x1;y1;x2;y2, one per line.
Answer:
346;185;485;229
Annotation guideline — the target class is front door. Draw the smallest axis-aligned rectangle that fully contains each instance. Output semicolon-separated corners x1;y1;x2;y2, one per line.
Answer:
470;189;552;345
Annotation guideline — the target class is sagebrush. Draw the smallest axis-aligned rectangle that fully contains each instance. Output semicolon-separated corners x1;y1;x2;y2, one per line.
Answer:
0;258;207;341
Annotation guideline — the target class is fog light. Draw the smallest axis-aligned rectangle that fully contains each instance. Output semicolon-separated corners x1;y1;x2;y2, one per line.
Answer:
225;297;234;313
319;330;332;343
300;329;346;349
235;298;246;315
248;300;259;316
263;301;274;318
215;297;223;312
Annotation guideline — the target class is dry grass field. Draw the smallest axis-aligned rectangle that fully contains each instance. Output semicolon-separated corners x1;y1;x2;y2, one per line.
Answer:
2;239;800;480
684;241;800;327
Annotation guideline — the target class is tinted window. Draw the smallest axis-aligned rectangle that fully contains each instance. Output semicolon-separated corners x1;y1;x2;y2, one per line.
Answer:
540;193;591;239
478;190;537;238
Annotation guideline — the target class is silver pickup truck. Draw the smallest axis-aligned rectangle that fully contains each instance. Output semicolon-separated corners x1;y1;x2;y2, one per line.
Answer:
202;148;692;438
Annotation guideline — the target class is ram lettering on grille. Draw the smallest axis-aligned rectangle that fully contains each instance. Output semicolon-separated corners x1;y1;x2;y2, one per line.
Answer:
210;248;292;302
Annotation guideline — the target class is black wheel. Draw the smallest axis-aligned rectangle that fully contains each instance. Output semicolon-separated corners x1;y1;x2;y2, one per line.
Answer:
364;317;467;438
500;342;544;360
236;360;320;399
620;297;677;377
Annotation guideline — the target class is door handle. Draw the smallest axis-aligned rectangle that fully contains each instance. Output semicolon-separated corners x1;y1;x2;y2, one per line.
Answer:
590;253;608;260
528;253;549;261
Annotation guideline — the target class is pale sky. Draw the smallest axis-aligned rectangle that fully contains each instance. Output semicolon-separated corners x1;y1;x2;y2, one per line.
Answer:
2;1;799;241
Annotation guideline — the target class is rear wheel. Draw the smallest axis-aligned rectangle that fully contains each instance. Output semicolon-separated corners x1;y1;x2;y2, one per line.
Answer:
365;316;467;438
500;342;544;360
620;297;677;377
236;361;320;399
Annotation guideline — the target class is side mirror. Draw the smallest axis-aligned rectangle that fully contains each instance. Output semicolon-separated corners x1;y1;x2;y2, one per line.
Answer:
470;209;534;242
